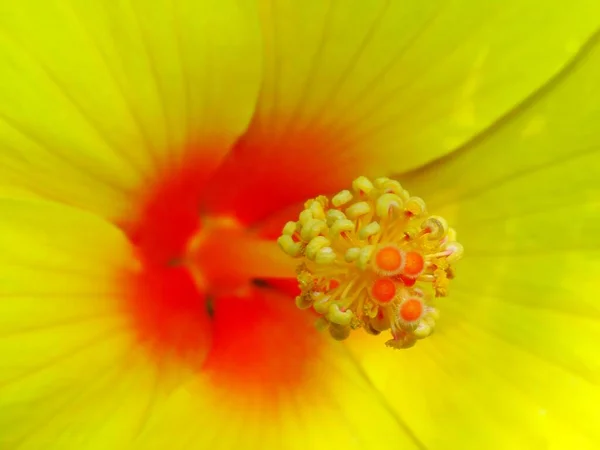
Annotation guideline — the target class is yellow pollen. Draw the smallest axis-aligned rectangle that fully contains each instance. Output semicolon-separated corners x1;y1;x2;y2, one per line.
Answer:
277;176;464;349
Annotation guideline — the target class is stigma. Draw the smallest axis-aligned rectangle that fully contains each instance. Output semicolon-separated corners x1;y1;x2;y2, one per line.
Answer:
277;176;463;349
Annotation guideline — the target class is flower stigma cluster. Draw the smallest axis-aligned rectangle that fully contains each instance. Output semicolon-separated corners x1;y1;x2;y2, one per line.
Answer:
277;176;464;349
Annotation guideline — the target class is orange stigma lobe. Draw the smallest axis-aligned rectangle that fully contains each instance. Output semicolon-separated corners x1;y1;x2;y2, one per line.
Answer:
403;251;425;278
371;278;397;303
374;245;405;275
278;176;464;349
399;298;423;322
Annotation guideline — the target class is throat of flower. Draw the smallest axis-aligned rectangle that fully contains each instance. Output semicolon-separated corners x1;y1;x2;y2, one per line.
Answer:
184;217;298;295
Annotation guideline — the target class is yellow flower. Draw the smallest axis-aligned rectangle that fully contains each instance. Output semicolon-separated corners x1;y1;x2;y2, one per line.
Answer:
0;1;599;449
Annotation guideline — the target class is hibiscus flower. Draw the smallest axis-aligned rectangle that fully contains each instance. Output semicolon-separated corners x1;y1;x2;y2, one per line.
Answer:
0;1;598;449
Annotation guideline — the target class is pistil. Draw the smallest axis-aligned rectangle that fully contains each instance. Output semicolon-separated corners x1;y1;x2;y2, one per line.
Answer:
277;176;463;349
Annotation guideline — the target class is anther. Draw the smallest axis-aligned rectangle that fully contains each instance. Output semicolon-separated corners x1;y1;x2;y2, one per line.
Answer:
278;176;463;350
305;236;331;260
359;222;381;241
277;235;304;257
376;193;404;218
329;323;351;341
326;304;354;326
405;197;427;216
345;201;371;220
332;190;353;207
444;242;464;263
326;209;346;226
421;215;448;240
344;247;361;262
314;247;336;264
331;219;354;238
352;176;375;196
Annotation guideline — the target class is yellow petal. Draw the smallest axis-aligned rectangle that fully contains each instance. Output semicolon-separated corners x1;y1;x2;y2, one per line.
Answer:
134;350;428;450
0;197;197;448
253;0;600;174
348;24;600;449
0;0;261;222
0;202;418;449
133;288;426;450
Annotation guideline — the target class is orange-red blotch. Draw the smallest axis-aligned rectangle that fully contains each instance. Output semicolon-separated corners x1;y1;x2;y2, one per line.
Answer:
125;264;211;367
203;287;322;397
329;279;340;290
397;274;417;287
371;278;397;303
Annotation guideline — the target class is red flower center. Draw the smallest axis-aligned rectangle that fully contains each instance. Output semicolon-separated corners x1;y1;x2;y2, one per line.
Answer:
117;131;348;395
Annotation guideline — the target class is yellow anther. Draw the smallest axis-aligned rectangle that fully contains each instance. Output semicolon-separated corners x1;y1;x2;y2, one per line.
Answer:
277;235;303;257
422;215;448;240
329;323;351;341
306;236;331;260
298;209;313;225
315;247;337;264
405;197;427;216
282;221;297;236
326;209;346;226
307;198;327;220
300;218;327;241
373;177;390;188
332;190;353;207
313;294;332;314
344;247;361;262
305;195;327;209
357;245;374;270
278;176;463;350
377;178;404;196
375;193;404;218
330;219;355;238
444;242;464;263
413;322;432;339
358;221;381;240
352;176;374;195
345;201;371;219
326;304;354;326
